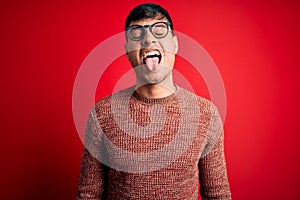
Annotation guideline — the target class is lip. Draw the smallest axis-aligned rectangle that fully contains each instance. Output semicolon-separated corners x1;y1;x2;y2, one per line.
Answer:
140;48;162;64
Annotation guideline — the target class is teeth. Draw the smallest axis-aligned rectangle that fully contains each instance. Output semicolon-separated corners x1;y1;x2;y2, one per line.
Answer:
142;50;160;59
142;50;162;64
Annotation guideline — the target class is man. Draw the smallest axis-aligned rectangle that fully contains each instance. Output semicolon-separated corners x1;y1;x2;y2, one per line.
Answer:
78;3;231;200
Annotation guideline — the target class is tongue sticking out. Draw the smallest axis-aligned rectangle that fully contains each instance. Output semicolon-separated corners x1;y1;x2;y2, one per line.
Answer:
145;57;159;71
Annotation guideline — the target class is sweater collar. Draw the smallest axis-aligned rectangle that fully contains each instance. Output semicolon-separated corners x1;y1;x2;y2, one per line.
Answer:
132;85;181;104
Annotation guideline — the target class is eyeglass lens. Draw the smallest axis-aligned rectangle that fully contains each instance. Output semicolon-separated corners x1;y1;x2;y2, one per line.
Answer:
128;22;169;40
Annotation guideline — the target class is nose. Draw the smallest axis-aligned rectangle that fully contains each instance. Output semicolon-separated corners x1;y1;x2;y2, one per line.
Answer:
142;28;156;47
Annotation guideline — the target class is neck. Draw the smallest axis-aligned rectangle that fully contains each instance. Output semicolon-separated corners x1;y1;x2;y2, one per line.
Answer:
135;81;176;99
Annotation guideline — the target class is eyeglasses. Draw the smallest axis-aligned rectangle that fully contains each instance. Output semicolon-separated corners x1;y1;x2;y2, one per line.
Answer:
126;22;171;41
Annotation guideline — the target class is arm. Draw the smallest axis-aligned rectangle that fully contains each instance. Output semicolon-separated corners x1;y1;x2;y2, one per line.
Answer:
78;108;106;200
199;106;232;199
199;132;231;199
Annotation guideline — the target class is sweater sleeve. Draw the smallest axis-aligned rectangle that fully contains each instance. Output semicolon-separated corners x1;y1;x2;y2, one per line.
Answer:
199;106;232;200
77;108;106;200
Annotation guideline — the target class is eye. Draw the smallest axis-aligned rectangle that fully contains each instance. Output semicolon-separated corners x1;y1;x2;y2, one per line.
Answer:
128;26;144;40
152;23;168;37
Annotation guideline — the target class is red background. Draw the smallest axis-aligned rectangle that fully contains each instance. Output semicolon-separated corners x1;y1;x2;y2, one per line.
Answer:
1;0;300;199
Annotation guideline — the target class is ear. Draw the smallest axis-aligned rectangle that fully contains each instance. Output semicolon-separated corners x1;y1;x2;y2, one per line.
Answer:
124;43;129;60
173;36;178;54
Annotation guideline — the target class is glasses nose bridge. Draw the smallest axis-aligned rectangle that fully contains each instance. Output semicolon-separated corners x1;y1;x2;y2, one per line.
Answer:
143;24;152;29
142;24;155;39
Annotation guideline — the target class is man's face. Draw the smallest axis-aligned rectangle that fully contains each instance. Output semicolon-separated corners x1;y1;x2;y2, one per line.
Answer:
125;17;178;85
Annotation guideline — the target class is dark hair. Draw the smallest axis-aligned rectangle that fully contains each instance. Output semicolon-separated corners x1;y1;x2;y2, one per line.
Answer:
125;3;174;31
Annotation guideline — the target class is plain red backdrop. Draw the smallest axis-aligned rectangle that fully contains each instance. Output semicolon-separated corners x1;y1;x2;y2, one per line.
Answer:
1;0;299;199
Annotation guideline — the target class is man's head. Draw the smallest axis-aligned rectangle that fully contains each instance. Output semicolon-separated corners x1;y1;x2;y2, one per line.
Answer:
124;3;178;85
125;3;174;33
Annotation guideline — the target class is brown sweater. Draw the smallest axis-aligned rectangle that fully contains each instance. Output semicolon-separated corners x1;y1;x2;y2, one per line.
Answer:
78;86;231;200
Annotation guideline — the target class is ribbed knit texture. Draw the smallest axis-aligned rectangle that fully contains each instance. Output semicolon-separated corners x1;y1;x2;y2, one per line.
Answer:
78;86;231;200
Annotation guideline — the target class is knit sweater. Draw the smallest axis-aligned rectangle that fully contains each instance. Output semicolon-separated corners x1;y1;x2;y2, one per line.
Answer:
78;86;231;200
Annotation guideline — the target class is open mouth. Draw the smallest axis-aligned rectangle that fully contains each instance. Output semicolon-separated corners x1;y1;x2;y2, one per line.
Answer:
142;50;162;65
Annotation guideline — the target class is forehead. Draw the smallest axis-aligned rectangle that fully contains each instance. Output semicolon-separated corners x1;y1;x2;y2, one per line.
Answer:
129;17;168;26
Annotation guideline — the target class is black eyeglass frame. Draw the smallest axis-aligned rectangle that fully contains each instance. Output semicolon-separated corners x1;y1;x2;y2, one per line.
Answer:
126;22;172;41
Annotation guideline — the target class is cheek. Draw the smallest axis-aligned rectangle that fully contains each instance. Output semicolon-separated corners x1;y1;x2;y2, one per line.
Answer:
126;42;141;54
127;51;140;65
161;40;177;54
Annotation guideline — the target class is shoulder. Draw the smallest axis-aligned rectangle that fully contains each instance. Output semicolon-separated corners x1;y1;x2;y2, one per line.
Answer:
93;86;135;113
176;86;220;116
